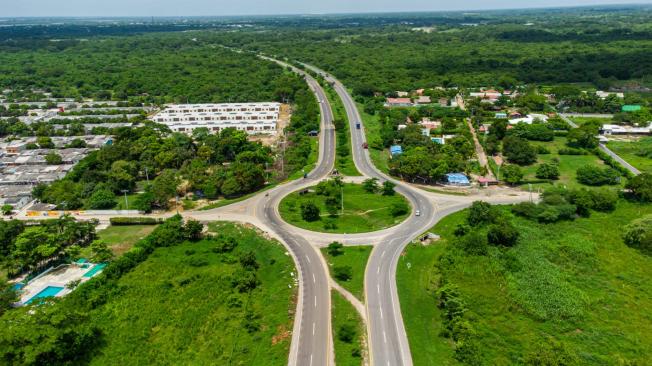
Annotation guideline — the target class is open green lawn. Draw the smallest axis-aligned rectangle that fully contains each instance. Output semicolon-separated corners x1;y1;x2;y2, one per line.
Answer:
87;222;296;365
114;193;140;210
326;86;360;176
96;224;158;256
356;101;390;174
332;290;365;366
321;245;372;301
568;116;612;126
607;138;652;173
519;137;612;190
397;201;652;365
279;183;410;233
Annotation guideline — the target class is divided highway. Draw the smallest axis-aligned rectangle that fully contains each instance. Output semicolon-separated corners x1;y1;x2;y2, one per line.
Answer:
304;64;441;366
256;58;336;366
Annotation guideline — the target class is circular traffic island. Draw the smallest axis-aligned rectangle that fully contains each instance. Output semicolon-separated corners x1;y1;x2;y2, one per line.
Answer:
279;179;411;233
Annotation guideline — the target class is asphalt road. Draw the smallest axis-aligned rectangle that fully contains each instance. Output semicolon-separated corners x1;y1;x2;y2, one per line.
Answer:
305;64;440;366
256;58;337;366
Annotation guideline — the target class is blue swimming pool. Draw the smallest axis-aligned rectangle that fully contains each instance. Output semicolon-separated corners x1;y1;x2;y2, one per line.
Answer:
26;286;64;304
12;283;24;291
83;263;107;278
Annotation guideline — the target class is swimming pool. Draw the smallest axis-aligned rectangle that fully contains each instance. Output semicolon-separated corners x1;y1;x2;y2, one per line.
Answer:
25;286;64;304
12;283;24;291
83;263;107;278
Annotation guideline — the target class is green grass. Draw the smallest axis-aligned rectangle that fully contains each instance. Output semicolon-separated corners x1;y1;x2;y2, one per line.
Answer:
114;194;140;210
95;224;158;256
331;290;365;366
279;183;410;233
87;222;296;365
325;85;360;176
519;137;610;190
607;138;652;173
568;116;612;126
321;245;372;301
356;101;390;174
199;184;277;211
397;201;652;365
287;136;319;180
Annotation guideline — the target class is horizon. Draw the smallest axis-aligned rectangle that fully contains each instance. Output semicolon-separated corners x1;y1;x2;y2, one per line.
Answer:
2;0;650;18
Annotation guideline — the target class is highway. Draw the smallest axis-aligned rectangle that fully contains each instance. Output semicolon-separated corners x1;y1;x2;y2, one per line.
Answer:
252;58;337;366
305;64;441;366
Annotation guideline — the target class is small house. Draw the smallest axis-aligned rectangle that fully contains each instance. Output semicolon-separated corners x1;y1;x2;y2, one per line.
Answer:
495;112;507;119
385;98;413;107
390;145;403;156
416;96;431;104
444;173;471;186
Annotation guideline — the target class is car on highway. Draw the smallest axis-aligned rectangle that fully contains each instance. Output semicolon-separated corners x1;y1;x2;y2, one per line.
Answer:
415;210;421;216
362;142;368;149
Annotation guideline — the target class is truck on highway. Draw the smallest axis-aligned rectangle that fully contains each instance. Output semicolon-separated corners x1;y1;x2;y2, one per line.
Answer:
356;123;360;129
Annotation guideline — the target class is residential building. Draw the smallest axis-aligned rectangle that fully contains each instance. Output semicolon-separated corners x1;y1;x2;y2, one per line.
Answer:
444;173;471;186
151;103;280;134
416;96;431;104
385;98;413;107
390;145;403;156
596;91;624;99
601;124;651;135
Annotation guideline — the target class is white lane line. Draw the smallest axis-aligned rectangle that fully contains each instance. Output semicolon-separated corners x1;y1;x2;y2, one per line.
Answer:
312;322;315;335
314;296;317;308
376;266;380;274
381;250;386;258
377;284;380;294
306;255;311;263
312;273;316;283
380;305;383;319
310;354;313;366
383;331;387;344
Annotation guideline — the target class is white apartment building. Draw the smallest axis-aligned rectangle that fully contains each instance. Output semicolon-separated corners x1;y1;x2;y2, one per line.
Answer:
151;102;280;134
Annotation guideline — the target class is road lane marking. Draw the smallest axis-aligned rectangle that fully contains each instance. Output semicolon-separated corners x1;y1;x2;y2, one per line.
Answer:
377;266;380;274
310;354;313;366
312;273;316;283
377;284;380;294
314;296;317;307
306;255;311;263
380;305;383;319
383;331;387;344
312;322;315;335
381;250;386;258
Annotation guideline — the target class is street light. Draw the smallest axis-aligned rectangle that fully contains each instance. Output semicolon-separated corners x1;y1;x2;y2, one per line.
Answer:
121;190;129;210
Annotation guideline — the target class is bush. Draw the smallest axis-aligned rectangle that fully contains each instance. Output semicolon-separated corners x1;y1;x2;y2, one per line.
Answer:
109;217;162;225
338;324;356;343
501;164;524;185
558;147;587;155
301;201;321;222
511;202;542;220
333;265;352;281
503;136;537;165
327;241;344;256
487;221;519;246
467;201;499;226
576;165;620;186
626;173;652;202
390;201;409;217
457;231;488;255
535;163;560;180
623;215;652;253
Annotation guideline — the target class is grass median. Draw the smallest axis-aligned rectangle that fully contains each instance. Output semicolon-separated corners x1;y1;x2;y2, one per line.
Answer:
332;290;366;366
321;244;372;301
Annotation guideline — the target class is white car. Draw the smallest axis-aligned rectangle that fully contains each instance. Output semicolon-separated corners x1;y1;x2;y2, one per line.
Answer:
415;210;421;216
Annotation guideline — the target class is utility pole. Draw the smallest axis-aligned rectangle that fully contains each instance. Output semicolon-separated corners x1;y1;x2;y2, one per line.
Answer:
145;167;150;184
341;185;344;216
175;195;179;215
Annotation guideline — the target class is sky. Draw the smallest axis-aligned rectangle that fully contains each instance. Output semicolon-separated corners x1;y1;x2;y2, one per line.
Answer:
2;0;651;17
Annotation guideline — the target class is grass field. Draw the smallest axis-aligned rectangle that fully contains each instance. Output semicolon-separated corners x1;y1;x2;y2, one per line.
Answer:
325;85;360;176
397;201;652;365
568;116;612;126
519;136;611;190
288;136;320;180
96;224;158;256
607;138;652;173
279;183;410;233
87;222;296;365
321;245;372;301
114;193;140;210
332;290;365;366
356;101;390;174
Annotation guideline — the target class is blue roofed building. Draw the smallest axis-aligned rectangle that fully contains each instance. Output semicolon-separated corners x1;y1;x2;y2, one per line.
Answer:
444;173;471;186
390;145;403;157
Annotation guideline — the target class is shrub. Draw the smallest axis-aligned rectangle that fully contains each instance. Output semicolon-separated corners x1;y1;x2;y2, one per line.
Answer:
301;201;321;222
626;173;652;202
623;215;652;253
109;217;162;225
576;165;620;186
212;235;238;253
535;163;560;180
390;201;409;217
333;265;352;281
467;201;499;226
511;202;542;219
338;324;356;343
457;231;488;255
501;164;524;185
487;221;519;246
327;241;344;256
558;147;587;155
503;136;538;165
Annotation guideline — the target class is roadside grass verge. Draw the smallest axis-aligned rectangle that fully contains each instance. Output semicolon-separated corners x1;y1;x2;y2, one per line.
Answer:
520;137;612;190
568;116;612;126
397;201;652;365
356;101;390;174
86;222;296;365
95;224;158;256
321;245;372;301
332;290;365;366
325;85;360;176
607;138;652;173
279;183;410;233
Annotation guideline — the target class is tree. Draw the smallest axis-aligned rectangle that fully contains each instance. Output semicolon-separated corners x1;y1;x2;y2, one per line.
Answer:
502;136;537;165
36;136;54;149
0;278;18;316
362;178;380;193
338;324;356;343
626;173;652;202
327;241;344;256
501;164;523;185
487;221;519;246
133;191;155;213
184;219;204;241
152;169;179;208
623;215;652;253
382;181;396;196
467;201;498;227
576;165;620;186
390;201;409;217
567;125;599;149
44;152;63;165
1;204;13;216
239;251;260;271
489;119;508;140
333;265;352;281
301;201;320;222
87;189;116;209
535;163;559;180
89;240;113;262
